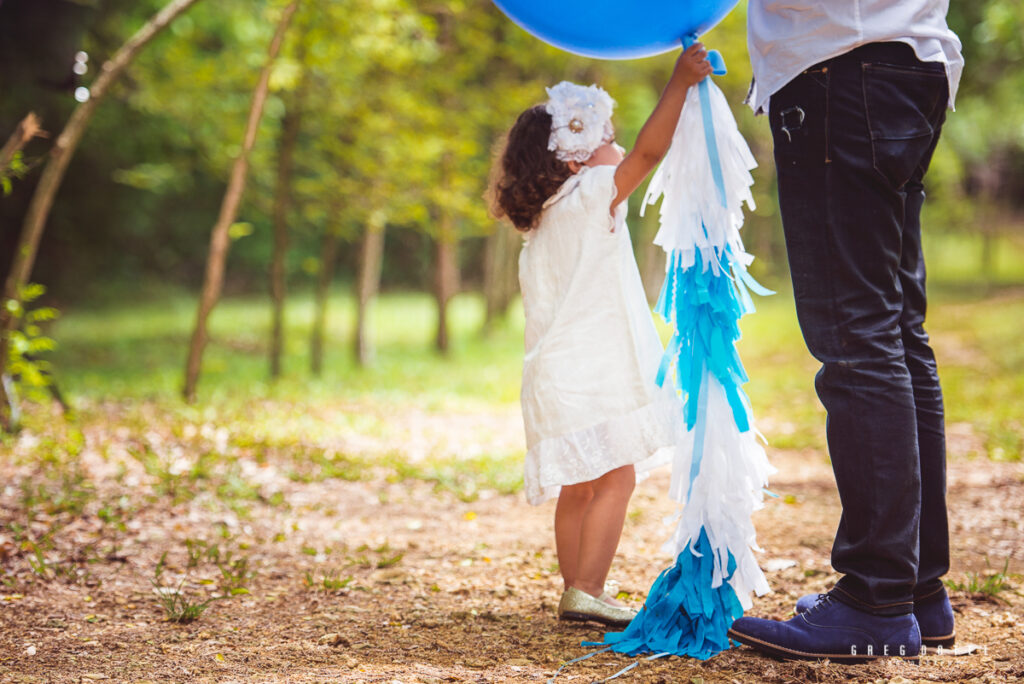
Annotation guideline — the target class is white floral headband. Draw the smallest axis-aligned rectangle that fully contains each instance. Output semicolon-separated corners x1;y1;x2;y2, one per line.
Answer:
545;81;616;163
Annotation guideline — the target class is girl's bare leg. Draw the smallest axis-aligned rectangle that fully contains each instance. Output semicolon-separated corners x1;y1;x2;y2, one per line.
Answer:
554;481;594;591
572;465;635;599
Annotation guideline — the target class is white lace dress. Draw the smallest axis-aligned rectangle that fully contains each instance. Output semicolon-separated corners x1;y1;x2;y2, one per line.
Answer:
519;164;683;505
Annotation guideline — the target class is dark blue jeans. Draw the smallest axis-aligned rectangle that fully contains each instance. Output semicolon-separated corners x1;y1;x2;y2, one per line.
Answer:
769;42;951;616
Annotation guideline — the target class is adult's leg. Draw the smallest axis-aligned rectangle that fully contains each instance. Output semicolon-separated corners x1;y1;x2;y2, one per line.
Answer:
898;133;951;600
571;465;635;598
772;43;949;615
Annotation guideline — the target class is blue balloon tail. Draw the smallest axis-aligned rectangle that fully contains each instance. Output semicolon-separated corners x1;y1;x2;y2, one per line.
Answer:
584;528;743;660
683;33;726;208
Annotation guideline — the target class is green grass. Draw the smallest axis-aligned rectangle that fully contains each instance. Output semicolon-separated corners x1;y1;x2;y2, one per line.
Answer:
50;291;524;412
944;558;1014;598
31;231;1024;464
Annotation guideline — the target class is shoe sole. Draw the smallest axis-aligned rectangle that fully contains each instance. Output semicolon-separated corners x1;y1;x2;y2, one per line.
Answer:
922;633;955;649
727;628;920;665
559;611;632;628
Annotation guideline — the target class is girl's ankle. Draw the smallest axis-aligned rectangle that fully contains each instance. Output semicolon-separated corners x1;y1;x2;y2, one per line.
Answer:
572;583;604;597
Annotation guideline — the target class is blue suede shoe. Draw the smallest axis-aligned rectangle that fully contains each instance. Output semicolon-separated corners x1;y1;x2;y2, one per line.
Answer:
795;586;955;648
728;592;921;664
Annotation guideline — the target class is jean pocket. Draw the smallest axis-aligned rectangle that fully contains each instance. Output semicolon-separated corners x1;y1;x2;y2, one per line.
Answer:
863;63;947;188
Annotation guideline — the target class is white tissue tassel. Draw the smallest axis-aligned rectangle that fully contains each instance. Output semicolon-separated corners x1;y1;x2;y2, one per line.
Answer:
642;80;758;270
662;377;776;610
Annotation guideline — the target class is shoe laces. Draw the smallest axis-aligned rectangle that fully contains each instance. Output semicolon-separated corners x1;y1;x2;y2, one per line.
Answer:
805;592;834;616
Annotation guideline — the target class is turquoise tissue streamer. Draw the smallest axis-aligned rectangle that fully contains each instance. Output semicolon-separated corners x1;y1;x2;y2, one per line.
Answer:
654;247;768;433
584;529;744;660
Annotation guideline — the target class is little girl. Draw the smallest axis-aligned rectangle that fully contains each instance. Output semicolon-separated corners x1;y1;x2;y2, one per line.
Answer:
491;44;712;626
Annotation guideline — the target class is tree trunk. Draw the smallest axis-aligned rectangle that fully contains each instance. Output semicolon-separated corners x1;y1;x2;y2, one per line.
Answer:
354;219;385;366
482;225;519;330
434;144;459;354
311;207;342;376
183;0;299;403
431;12;460;355
980;218;995;276
434;215;459;354
269;72;307;380
0;112;44;177
0;0;202;431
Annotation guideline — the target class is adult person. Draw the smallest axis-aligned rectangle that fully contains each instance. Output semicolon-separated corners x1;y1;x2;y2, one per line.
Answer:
727;2;964;662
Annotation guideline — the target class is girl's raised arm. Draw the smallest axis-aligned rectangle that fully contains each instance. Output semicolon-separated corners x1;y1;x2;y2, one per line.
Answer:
612;43;712;209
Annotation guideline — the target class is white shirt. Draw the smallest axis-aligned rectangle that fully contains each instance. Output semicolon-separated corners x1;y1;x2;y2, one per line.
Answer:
746;0;964;115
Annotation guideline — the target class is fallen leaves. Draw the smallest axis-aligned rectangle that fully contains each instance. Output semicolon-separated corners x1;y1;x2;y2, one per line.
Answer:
0;409;1021;683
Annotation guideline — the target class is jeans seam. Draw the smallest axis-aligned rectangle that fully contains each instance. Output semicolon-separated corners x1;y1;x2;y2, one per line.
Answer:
864;62;948;78
914;584;944;603
861;63;884;188
824;67;831;164
915;95;947;180
835;585;914;610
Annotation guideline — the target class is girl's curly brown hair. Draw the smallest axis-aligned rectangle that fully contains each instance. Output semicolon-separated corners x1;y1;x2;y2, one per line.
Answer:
489;105;573;232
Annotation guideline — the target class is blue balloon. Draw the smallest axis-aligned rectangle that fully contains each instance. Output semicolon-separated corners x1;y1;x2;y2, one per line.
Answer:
492;0;739;60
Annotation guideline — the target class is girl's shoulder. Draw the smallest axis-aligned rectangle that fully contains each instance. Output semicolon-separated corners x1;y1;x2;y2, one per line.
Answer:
542;164;618;215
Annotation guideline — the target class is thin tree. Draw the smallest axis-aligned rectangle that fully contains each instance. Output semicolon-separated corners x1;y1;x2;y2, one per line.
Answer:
482;223;520;330
431;10;460;355
269;59;309;380
183;0;300;402
0;0;202;431
434;185;459;354
354;212;385;366
311;202;342;376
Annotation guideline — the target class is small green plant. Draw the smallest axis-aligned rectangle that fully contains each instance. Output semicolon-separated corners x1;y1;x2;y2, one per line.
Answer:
24;539;53;579
216;552;253;595
303;569;353;592
376;552;404;569
153;580;218;623
133;446;189;503
179;539;254;595
945;558;1013;599
184;538;206;568
152;552;219;623
96;496;133;532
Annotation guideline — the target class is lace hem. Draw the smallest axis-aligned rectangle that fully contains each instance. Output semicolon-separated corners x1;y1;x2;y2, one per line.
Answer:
524;397;685;506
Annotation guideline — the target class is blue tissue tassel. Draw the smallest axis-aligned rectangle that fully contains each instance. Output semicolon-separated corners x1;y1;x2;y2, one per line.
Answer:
654;246;765;432
585;529;743;660
586;246;768;660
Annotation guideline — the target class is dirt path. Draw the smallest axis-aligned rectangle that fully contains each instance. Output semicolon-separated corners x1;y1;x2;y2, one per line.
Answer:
1;405;1022;683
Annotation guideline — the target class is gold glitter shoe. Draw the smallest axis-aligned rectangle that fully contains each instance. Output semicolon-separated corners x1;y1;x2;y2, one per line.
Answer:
557;587;637;627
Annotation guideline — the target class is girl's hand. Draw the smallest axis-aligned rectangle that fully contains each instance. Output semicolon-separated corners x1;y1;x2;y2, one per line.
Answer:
672;42;713;87
610;43;713;212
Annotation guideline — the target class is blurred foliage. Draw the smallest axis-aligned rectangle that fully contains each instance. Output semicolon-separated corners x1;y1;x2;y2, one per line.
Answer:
0;0;1021;302
4;283;60;401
